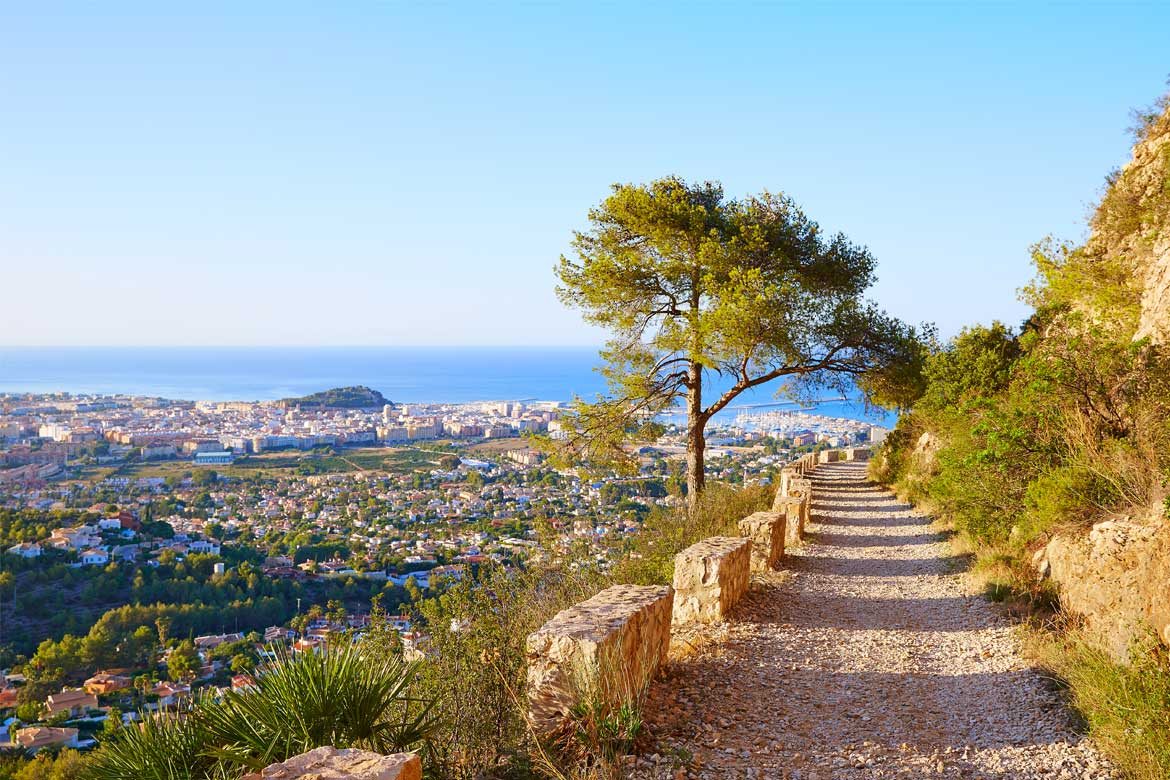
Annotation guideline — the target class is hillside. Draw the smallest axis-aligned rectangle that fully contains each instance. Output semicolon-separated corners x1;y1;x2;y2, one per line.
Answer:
870;91;1170;779
278;386;392;410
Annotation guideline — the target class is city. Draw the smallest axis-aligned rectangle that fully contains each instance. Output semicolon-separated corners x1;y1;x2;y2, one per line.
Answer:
0;388;878;754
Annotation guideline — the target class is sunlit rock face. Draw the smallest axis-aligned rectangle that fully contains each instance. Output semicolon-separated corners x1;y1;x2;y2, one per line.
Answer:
671;536;752;625
1122;126;1170;345
254;747;422;780
525;584;673;736
1039;518;1170;663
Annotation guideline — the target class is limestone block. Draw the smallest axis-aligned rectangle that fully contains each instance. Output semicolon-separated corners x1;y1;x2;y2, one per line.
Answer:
525;584;673;736
778;467;800;497
818;449;840;464
788;478;813;536
672;537;752;625
1042;519;1170;663
738;511;785;570
844;447;870;462
258;747;421;780
773;496;804;545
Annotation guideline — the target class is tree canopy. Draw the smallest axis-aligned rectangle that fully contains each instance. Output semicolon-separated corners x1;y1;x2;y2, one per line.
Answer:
555;176;925;501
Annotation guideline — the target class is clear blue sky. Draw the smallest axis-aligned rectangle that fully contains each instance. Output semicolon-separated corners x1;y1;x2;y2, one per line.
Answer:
1;2;1166;346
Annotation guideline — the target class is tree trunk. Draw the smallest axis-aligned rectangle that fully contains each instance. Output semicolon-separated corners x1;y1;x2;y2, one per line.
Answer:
685;363;706;512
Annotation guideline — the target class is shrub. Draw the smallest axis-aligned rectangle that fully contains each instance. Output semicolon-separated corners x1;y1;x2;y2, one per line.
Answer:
1033;630;1170;780
612;483;772;586
413;563;604;779
84;643;433;780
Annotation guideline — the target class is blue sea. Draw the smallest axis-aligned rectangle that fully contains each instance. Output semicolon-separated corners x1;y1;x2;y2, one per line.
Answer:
0;347;897;427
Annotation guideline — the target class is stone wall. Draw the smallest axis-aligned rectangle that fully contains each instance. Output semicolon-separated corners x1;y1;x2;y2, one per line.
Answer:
778;466;801;496
671;537;752;624
253;747;421;780
738;511;785;570
1036;519;1170;663
525;584;673;735
772;495;805;546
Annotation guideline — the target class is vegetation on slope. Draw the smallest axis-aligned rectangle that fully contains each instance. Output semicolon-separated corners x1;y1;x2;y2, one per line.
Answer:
55;483;769;780
278;386;391;409
870;89;1170;778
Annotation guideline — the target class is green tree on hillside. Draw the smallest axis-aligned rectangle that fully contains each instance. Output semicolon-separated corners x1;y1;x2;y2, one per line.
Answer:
555;176;925;506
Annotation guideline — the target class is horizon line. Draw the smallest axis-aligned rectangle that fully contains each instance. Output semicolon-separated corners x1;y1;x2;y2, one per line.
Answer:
0;343;606;350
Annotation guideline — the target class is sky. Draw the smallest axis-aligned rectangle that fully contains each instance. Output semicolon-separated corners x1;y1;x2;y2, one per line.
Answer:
1;2;1167;347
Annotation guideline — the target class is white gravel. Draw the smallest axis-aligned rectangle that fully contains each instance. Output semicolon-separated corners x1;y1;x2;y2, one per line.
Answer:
633;461;1115;779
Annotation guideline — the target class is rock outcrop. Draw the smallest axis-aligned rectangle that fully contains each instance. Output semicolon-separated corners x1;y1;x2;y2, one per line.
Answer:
255;747;421;780
1038;518;1170;662
671;537;751;624
1111;122;1170;344
525;584;673;735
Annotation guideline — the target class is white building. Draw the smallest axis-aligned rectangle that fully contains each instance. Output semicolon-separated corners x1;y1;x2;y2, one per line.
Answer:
80;549;110;566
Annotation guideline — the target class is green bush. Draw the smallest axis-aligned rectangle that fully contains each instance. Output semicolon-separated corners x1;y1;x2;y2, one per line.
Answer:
413;563;604;780
1033;631;1170;780
84;643;432;780
612;483;772;586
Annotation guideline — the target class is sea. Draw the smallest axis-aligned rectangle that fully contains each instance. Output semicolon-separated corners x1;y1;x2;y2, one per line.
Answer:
0;346;898;428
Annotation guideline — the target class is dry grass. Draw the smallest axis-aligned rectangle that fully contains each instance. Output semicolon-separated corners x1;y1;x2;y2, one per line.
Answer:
1028;627;1170;780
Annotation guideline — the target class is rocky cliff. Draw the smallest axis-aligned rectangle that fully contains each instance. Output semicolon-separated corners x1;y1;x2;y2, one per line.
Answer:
1039;99;1170;660
1037;519;1170;663
1088;100;1170;342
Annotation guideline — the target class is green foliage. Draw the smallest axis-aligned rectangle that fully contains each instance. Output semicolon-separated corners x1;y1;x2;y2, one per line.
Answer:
279;386;390;410
84;643;433;780
613;483;772;586
199;645;434;767
1033;631;1170;780
553;176;924;497
414;563;603;779
166;640;201;681
84;702;220;780
14;749;87;780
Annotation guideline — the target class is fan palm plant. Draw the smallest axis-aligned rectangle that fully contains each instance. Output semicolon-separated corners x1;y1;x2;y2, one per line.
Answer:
200;643;435;770
84;643;436;780
83;701;226;780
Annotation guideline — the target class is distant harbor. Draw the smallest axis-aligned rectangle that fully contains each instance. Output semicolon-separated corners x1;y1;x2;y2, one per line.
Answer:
0;346;897;428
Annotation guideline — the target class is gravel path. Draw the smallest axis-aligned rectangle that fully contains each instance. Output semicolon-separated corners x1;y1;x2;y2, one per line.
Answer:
634;461;1115;780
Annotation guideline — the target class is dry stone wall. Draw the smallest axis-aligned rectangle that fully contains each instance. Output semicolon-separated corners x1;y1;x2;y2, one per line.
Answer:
525;584;673;735
671;537;752;624
737;510;785;570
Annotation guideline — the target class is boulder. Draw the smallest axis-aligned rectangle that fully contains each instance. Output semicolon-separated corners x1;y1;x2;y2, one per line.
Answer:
672;537;752;624
525;584;673;736
257;747;421;780
738;511;785;570
1041;518;1170;663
